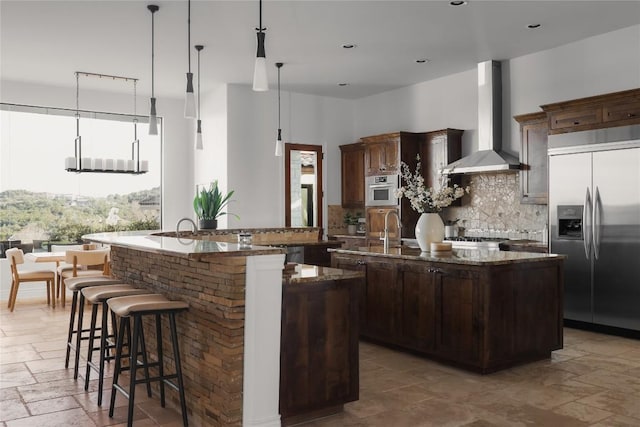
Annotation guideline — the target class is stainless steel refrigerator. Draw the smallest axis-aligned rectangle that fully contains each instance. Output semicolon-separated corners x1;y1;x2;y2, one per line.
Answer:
548;125;640;332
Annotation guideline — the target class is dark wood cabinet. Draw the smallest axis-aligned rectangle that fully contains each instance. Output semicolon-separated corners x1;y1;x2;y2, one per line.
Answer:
365;207;399;245
542;88;640;135
340;143;365;208
397;262;436;352
434;265;480;366
361;132;425;177
331;251;564;373
514;112;548;204
363;138;399;176
419;129;463;189
280;274;361;422
362;258;397;340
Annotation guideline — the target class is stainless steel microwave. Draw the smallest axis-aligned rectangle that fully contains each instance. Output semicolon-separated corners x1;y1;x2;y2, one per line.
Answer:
365;175;399;206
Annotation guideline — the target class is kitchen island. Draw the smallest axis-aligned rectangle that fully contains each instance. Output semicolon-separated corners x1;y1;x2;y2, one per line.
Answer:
84;231;287;427
330;246;566;373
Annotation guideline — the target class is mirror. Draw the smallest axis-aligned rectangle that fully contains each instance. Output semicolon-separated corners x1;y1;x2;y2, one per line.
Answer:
285;143;323;228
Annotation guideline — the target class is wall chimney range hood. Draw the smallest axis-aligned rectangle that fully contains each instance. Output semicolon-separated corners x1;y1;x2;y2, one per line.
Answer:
441;60;520;174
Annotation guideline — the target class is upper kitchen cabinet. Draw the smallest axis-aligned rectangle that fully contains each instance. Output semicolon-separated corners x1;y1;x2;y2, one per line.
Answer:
361;132;425;176
542;88;640;135
340;143;365;208
514;112;548;205
419;129;463;188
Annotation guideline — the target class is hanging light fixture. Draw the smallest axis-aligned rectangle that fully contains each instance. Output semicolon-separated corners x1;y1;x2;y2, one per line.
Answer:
195;45;204;150
252;0;268;91
275;62;283;157
184;0;196;118
148;4;159;135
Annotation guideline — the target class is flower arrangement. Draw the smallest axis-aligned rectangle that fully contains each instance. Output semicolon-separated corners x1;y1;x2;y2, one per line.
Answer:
395;155;469;213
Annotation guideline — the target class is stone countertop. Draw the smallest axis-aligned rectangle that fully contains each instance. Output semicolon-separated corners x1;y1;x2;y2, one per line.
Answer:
329;234;366;239
83;231;285;259
329;246;565;266
283;263;364;285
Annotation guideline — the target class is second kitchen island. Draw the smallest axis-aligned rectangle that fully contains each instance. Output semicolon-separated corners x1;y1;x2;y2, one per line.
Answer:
331;246;566;373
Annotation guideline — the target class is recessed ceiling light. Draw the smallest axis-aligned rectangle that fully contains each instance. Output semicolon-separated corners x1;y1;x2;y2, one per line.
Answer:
527;23;541;29
338;83;349;87
341;43;356;49
415;58;430;64
449;1;467;6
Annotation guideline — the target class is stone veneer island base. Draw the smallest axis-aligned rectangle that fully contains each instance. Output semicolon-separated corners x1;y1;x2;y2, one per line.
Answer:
85;231;287;427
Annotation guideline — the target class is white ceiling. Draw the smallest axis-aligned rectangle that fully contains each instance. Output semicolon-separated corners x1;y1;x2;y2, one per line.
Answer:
1;1;639;100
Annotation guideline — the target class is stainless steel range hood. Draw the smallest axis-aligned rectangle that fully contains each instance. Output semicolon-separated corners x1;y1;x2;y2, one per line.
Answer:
441;60;520;174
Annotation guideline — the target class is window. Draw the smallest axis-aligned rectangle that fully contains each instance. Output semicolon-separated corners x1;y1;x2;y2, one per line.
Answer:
0;104;161;247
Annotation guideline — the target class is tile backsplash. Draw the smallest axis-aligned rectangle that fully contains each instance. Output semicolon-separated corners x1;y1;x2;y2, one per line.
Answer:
442;172;548;241
330;172;547;241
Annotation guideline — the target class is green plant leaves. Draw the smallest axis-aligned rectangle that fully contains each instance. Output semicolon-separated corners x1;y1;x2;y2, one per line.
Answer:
193;180;239;220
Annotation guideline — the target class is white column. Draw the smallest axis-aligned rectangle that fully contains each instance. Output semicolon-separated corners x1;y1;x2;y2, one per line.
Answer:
243;254;285;427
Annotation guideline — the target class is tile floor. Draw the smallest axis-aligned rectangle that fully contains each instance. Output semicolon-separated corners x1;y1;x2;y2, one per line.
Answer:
2;300;640;426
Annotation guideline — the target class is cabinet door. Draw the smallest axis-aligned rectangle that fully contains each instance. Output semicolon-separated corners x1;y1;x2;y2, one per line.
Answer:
603;100;640;124
330;254;367;330
382;140;399;174
519;115;548;204
397;263;436;352
280;278;360;419
549;107;602;132
341;145;365;207
363;257;398;341
366;207;399;242
435;265;480;366
420;129;463;189
364;142;386;176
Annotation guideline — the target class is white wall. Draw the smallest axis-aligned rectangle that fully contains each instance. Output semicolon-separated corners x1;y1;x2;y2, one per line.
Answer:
193;84;229;226
0;80;191;229
225;84;354;231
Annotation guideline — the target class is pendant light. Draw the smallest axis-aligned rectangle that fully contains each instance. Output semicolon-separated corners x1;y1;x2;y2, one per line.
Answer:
275;62;283;157
184;0;196;118
195;45;204;150
148;4;159;135
252;0;268;91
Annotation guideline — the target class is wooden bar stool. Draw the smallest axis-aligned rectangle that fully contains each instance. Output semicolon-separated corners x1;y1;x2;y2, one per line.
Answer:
64;276;122;379
81;284;153;406
108;294;189;427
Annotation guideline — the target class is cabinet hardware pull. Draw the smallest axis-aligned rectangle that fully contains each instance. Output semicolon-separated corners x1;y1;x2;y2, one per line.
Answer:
573;121;580;125
628;113;636;118
356;260;366;265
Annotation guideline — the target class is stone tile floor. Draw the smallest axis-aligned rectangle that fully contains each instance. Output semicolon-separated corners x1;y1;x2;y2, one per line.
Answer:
2;300;640;426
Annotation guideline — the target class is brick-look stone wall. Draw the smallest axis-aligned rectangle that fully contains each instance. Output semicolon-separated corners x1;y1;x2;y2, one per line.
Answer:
111;246;248;427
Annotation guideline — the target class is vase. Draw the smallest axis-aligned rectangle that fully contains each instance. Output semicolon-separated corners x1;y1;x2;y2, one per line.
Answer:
415;213;445;252
199;219;217;230
347;224;357;235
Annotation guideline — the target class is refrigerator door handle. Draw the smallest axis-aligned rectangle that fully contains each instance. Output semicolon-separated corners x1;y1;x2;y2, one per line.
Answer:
584;187;592;259
594;186;602;260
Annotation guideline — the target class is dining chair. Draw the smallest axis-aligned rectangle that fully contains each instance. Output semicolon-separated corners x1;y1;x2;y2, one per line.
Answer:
52;244;84;298
59;248;111;308
5;248;55;312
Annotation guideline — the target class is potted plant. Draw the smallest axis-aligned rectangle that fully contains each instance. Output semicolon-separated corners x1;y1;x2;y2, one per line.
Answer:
344;212;361;235
193;180;238;230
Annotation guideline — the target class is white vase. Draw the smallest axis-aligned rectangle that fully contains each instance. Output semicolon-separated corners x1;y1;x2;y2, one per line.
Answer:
415;213;445;252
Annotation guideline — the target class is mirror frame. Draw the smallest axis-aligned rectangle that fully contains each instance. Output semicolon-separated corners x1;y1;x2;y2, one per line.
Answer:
284;143;323;229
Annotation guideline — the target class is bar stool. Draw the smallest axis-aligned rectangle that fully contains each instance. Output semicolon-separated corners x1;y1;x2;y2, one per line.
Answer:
108;294;189;427
64;276;122;379
81;284;153;406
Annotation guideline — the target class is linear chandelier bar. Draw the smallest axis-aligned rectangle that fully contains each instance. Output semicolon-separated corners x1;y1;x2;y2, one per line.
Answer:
66;71;148;175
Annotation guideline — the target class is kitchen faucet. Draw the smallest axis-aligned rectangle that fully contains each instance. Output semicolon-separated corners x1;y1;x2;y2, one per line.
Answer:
176;217;197;237
381;210;402;254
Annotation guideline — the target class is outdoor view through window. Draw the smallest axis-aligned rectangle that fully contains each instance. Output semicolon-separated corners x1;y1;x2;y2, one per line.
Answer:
0;107;161;253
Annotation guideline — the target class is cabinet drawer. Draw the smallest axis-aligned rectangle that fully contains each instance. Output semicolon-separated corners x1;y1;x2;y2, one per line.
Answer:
603;101;640;123
549;108;602;130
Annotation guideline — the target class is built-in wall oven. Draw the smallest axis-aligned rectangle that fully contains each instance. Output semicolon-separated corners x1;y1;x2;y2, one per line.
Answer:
365;175;399;206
